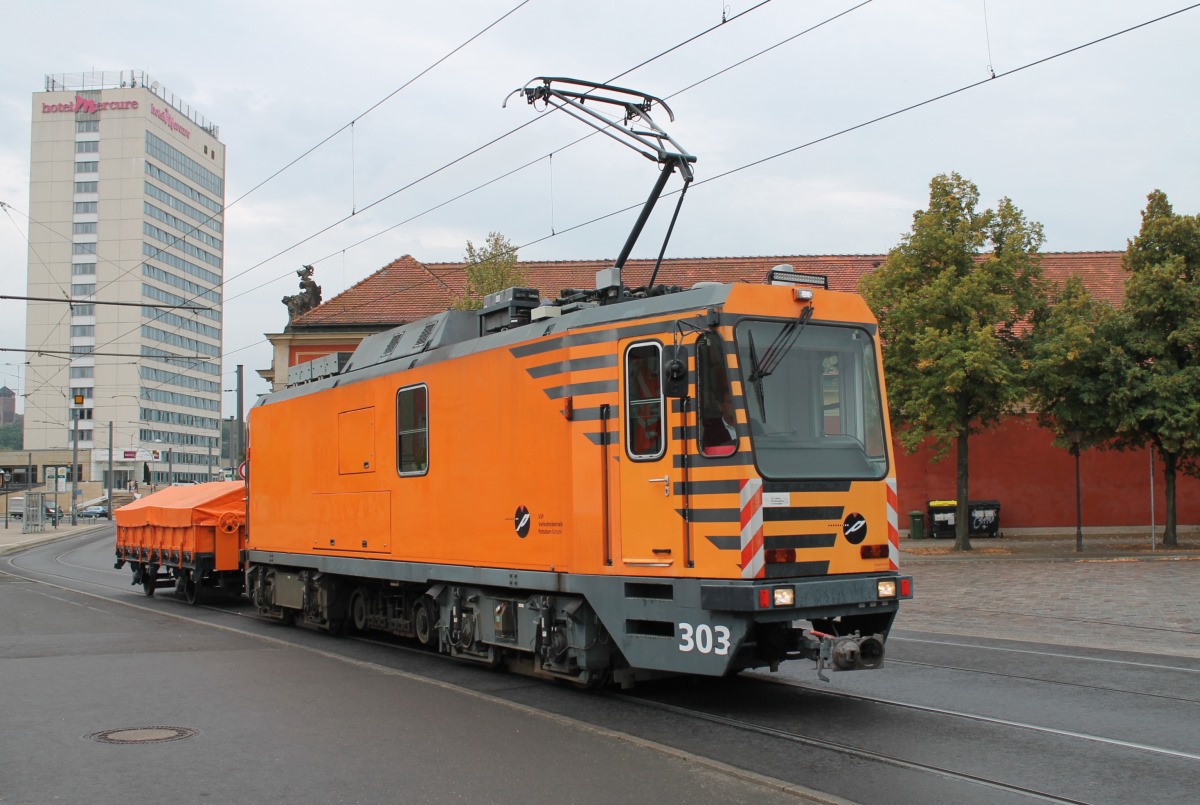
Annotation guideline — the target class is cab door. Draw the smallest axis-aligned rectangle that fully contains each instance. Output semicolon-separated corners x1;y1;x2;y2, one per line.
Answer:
615;339;683;569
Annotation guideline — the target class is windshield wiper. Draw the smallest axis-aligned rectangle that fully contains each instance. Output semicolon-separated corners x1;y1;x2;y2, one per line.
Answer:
746;307;815;423
747;331;767;420
757;306;813;379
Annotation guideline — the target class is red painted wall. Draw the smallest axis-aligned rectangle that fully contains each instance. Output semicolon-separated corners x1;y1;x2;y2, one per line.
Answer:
893;414;1200;529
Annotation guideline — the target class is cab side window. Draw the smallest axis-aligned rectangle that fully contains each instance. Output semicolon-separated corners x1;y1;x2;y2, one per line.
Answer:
625;342;664;460
397;385;428;475
697;332;738;457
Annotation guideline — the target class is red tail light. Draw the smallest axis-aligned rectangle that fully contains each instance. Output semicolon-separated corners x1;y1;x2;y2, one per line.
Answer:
860;544;888;559
765;548;795;564
900;578;912;597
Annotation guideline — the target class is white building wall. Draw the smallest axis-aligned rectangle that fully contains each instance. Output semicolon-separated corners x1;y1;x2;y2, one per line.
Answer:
24;74;226;487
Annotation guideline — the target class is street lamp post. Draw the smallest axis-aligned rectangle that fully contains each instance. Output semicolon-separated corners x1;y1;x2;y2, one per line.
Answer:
1071;430;1083;553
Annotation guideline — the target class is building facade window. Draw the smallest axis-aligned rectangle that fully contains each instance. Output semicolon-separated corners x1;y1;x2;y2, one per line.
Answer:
72;243;96;255
145;163;223;214
70;304;95;316
74;201;97;214
142;244;221;285
75;140;99;153
73;222;97;235
141;264;221;304
70;367;94;379
75;161;99;173
70;326;95;338
145;131;224;195
72;263;96;276
76;120;100;133
144;181;222;234
71;283;96;297
74;181;98;193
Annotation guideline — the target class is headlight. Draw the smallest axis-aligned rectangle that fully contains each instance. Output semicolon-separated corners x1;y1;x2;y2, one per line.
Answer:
773;587;795;607
877;579;897;599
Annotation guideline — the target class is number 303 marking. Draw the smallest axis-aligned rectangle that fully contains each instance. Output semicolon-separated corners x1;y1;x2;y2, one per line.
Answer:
678;623;731;655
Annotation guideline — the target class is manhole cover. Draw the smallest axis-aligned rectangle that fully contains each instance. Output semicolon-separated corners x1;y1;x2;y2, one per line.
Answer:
88;726;196;744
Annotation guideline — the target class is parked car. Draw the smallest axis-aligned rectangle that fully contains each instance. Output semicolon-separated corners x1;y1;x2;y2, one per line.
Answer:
78;505;111;520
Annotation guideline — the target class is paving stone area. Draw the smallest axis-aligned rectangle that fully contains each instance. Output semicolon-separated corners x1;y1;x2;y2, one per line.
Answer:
897;533;1200;658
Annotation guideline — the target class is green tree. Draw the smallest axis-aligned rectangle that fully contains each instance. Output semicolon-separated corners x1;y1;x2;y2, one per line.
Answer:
1028;276;1118;451
451;231;526;311
0;421;21;451
860;173;1046;551
1106;191;1200;546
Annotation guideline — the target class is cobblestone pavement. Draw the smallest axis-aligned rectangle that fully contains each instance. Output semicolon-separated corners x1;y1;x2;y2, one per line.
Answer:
897;533;1200;659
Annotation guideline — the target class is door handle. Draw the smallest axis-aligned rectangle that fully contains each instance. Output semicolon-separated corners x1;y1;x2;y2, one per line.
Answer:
647;476;670;497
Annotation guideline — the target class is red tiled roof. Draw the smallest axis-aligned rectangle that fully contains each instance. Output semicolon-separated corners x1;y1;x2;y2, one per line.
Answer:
290;251;1127;328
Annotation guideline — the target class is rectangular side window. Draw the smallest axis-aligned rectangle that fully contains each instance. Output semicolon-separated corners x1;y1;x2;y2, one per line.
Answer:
626;342;664;460
397;385;428;475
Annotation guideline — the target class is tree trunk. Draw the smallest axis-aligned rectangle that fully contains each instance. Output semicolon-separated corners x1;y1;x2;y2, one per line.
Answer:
1163;449;1178;547
955;428;972;552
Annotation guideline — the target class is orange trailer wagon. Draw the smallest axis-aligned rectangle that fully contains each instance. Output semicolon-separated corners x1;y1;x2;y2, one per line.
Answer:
114;481;246;603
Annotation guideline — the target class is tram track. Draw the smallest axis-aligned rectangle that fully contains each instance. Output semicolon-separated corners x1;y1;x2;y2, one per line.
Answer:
609;690;1093;805
884;656;1200;705
9;532;1200;804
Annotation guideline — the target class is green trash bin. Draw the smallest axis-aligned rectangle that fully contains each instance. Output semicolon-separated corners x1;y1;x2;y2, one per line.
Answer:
908;511;925;540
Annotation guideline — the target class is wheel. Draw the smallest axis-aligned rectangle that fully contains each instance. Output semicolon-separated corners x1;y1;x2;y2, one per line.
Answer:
183;572;199;606
348;589;369;633
413;597;436;648
141;564;157;597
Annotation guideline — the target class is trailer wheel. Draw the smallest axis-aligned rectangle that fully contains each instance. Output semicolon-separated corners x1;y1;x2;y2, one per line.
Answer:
413;597;437;648
142;564;157;597
348;588;369;633
183;572;200;606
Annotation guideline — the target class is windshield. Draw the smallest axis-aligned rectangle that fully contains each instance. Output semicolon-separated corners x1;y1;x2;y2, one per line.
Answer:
735;319;887;480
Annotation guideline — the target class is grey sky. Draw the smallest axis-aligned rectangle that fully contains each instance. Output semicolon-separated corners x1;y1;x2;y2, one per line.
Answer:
1;0;1197;413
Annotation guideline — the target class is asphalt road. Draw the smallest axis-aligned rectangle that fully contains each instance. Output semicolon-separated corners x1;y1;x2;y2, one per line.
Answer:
3;527;1199;804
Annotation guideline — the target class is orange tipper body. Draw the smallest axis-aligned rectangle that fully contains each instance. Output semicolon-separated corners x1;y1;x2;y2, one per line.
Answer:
114;482;246;600
238;276;912;685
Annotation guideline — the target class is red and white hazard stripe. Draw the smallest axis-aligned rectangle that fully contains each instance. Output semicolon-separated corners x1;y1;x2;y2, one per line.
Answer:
886;477;900;570
740;477;765;579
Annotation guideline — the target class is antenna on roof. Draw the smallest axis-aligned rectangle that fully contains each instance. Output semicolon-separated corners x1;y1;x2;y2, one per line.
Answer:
507;77;697;302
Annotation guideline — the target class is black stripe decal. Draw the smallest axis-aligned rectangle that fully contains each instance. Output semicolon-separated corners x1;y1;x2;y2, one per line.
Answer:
766;533;838;549
544;379;618;399
765;561;830;578
584;432;619;446
527;354;617;379
572;405;619;422
675;452;755;468
677;508;739;523
510;321;674;358
704;534;838;551
763;506;843;522
687;506;842;525
763;480;853;493
674;479;741;496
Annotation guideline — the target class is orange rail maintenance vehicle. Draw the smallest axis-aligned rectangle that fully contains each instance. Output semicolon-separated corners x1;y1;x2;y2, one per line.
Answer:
119;78;912;686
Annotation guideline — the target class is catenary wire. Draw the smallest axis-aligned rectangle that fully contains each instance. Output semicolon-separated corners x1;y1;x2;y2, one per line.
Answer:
221;1;1200;347
5;3;536;407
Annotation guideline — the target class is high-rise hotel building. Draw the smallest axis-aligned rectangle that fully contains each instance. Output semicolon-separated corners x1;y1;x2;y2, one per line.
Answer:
24;71;225;487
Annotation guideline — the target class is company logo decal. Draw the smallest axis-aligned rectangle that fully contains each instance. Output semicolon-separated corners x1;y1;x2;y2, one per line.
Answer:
514;505;531;538
842;512;868;544
42;94;138;114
